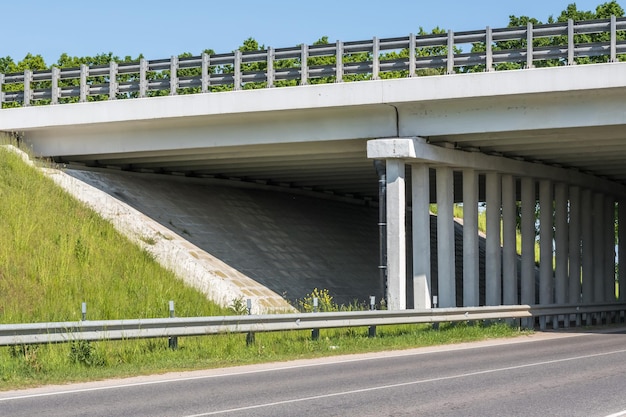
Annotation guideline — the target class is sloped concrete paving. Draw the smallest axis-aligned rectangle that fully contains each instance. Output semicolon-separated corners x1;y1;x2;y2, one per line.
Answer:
46;167;382;312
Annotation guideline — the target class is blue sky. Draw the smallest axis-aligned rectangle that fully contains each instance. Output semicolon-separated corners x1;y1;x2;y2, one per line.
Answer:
2;0;615;65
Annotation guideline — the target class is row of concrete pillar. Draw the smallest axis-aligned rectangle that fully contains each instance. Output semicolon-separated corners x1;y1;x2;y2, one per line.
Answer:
384;159;625;311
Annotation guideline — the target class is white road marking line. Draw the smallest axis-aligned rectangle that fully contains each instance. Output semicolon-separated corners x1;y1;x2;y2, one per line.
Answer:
0;329;618;403
184;348;626;416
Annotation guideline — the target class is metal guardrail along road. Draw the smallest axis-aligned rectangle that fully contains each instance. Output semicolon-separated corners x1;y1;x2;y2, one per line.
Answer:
1;304;624;346
1;17;625;106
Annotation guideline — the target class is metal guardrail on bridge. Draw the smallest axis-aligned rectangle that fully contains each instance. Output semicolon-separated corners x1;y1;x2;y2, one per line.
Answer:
1;304;624;346
1;16;625;107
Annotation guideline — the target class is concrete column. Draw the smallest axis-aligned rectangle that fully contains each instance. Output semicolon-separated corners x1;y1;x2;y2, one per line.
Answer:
539;180;554;305
554;183;568;304
593;192;605;303
581;189;593;303
485;172;502;306
502;174;517;305
617;200;626;301
604;196;616;302
521;177;536;305
411;164;431;309
568;186;581;304
463;169;479;307
436;166;456;308
386;159;406;310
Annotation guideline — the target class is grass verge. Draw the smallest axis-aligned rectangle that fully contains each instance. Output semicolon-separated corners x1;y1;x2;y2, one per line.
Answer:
1;321;523;390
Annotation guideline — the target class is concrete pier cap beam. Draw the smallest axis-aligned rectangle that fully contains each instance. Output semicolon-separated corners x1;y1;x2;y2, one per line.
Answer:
367;137;626;197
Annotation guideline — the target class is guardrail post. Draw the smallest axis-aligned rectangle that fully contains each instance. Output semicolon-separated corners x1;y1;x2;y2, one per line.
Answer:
311;297;319;341
446;30;455;74
0;73;5;107
372;37;380;80
368;296;376;338
81;302;87;321
611;15;617;62
168;300;178;350
485;27;493;72
170;56;178;95
335;40;344;82
79;64;88;102
51;66;60;104
300;44;308;85
109;61;118;100
567;19;575;66
408;33;416;77
266;47;275;88
246;299;255;345
234;50;242;91
201;53;210;93
23;70;32;107
139;58;148;98
526;22;534;69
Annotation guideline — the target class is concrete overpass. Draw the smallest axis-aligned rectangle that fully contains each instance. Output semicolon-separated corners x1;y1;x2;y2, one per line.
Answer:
2;18;626;311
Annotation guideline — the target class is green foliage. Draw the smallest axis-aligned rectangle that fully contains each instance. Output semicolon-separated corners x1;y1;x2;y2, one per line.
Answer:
297;288;368;312
0;145;227;323
229;297;249;315
69;340;106;367
298;288;336;312
467;1;626;71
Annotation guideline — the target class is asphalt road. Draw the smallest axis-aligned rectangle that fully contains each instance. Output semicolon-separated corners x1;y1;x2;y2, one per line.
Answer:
2;328;626;417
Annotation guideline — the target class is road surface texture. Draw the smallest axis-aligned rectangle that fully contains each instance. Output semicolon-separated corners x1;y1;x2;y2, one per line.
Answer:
2;327;626;416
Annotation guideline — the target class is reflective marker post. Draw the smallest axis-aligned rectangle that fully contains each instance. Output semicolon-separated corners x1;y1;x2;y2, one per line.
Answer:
246;299;255;346
168;300;178;350
368;296;376;338
311;298;320;341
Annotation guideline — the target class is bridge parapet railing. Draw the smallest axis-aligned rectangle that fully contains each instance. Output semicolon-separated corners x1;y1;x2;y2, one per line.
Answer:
2;16;626;108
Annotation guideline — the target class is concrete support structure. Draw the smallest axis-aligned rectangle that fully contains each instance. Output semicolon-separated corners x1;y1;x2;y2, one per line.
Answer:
437;166;456;308
367;138;626;311
485;172;502;306
593;193;605;303
521;177;536;305
568;186;582;304
412;164;431;309
539;180;554;305
502;174;518;305
581;189;594;303
463;169;479;307
554;183;568;304
385;159;406;310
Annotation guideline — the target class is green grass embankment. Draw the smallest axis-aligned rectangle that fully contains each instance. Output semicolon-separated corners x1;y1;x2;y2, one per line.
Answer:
0;143;523;390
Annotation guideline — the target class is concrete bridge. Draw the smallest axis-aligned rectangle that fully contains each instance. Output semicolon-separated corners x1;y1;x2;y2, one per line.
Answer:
2;17;626;311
